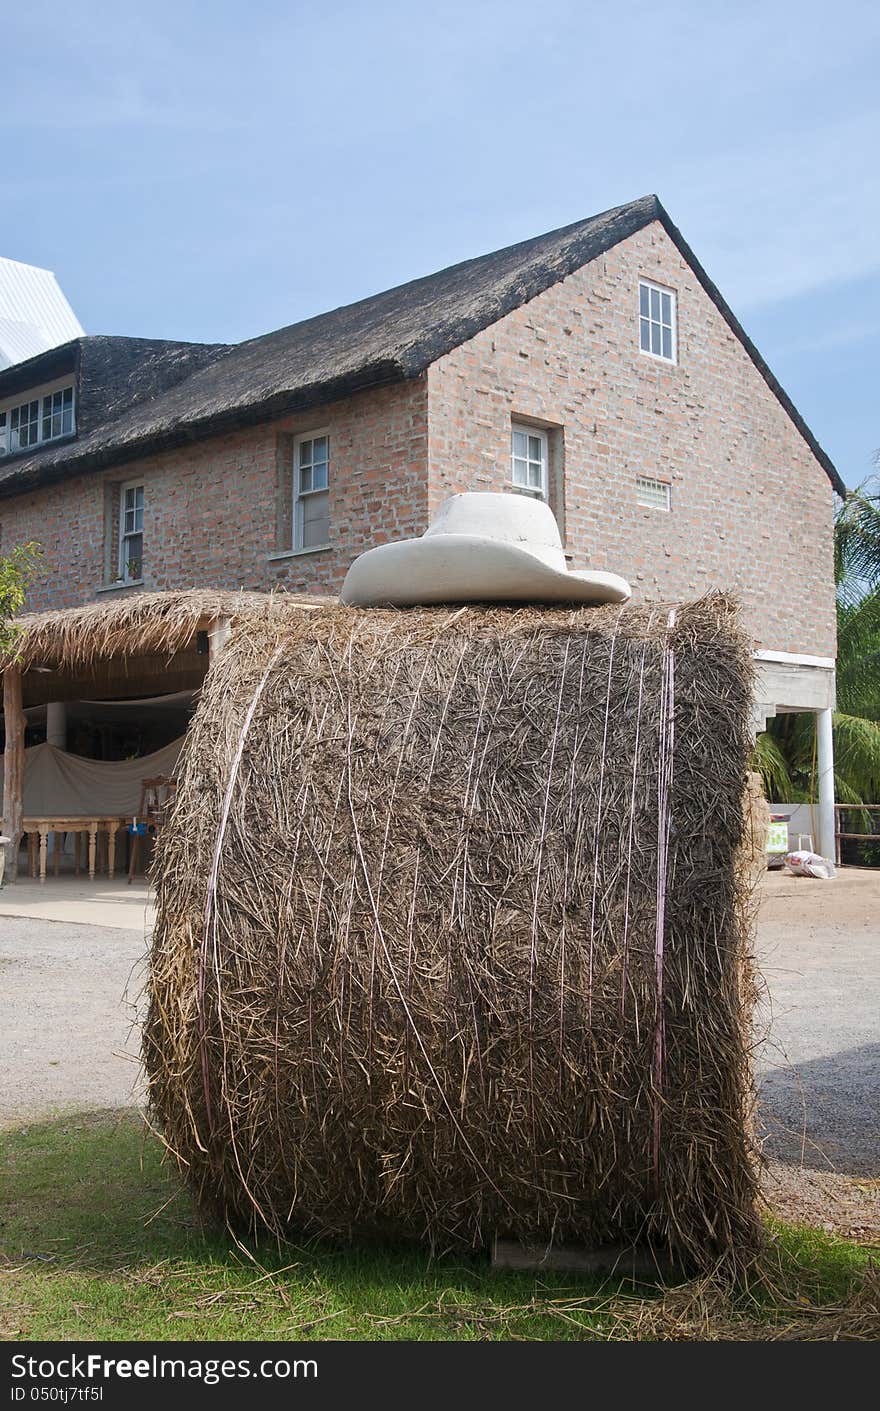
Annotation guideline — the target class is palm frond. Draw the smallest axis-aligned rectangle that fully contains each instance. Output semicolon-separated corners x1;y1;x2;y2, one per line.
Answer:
765;489;880;829
835;478;880;594
836;588;880;720
832;711;880;802
750;731;794;801
832;773;868;807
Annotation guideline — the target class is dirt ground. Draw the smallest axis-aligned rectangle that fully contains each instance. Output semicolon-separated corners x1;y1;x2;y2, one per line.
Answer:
0;914;146;1121
754;868;880;1241
0;867;878;1241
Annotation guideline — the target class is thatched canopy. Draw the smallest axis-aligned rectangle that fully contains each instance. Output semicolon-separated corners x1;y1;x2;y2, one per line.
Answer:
0;588;332;710
1;588;329;674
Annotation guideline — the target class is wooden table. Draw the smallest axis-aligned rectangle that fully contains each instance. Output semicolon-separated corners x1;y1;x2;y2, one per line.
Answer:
23;817;130;883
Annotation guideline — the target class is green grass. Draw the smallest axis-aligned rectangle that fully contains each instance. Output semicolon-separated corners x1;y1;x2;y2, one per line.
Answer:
0;1111;874;1342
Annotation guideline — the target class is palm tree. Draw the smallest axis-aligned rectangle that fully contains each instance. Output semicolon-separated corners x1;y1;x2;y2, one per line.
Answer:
755;479;880;828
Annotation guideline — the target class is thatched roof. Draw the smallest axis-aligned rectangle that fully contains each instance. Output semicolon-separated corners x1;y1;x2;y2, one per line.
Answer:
0;335;228;418
0;195;845;498
1;588;329;673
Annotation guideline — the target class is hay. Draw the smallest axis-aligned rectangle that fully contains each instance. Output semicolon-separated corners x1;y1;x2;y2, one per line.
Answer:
365;1264;880;1340
145;592;761;1270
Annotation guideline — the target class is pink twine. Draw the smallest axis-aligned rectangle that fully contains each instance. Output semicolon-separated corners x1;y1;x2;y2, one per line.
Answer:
620;631;652;1015
652;609;676;1191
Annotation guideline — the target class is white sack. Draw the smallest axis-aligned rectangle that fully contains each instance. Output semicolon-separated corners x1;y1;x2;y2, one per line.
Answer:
783;850;836;880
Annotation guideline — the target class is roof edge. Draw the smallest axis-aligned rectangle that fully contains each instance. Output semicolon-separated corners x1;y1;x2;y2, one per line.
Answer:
0;333;229;398
0;357;409;499
389;194;843;497
393;195;663;378
649;200;846;498
0;197;845;500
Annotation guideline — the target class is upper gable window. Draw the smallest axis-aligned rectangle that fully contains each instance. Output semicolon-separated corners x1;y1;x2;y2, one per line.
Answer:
0;382;75;456
510;424;548;498
639;280;676;363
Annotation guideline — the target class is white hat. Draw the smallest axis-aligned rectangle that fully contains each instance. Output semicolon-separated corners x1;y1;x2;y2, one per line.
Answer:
340;492;632;607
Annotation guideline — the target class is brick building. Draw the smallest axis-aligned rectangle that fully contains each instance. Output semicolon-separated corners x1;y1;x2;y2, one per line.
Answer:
0;195;842;854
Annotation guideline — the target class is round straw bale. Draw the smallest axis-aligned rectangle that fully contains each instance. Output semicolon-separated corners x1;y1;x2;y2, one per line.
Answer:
144;593;761;1269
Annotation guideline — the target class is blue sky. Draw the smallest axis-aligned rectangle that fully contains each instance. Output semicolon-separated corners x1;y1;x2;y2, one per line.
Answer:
3;0;878;487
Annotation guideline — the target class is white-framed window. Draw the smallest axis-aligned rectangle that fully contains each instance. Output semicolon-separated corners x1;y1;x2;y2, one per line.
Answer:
639;280;676;363
510;423;548;498
293;431;330;550
118;481;144;582
9;398;39;451
0;381;75;456
636;475;671;511
42;386;75;442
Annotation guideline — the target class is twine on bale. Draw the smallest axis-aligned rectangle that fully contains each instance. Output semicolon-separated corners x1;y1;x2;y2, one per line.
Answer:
145;594;762;1271
587;609;626;1018
652;608;677;1192
620;623;653;1016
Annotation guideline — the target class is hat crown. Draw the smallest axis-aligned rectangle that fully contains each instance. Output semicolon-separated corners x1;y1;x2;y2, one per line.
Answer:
424;492;567;570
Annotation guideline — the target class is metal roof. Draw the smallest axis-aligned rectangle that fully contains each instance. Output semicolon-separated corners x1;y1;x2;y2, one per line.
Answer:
0;256;85;371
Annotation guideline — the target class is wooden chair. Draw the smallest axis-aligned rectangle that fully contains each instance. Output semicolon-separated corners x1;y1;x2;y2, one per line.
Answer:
128;776;177;883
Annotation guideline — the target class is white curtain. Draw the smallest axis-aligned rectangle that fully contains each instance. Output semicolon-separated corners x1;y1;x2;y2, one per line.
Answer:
0;739;183;819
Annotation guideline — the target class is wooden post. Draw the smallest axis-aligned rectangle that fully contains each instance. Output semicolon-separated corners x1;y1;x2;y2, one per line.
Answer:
2;666;25;883
208;617;231;662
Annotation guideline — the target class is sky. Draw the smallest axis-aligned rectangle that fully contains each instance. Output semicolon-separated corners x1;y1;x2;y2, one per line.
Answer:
2;0;878;488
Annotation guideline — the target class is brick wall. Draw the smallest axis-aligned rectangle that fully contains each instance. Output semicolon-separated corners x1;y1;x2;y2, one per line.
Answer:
427;220;837;657
1;378;429;611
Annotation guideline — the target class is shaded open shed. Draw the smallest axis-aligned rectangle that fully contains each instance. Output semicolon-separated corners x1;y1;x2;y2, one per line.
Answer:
0;590;323;880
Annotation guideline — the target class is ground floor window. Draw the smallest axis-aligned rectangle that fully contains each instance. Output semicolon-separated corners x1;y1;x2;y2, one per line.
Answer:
510;423;548;498
119;481;144;582
293;432;330;549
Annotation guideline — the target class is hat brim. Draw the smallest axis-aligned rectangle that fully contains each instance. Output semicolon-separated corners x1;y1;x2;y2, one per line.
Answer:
340;535;632;607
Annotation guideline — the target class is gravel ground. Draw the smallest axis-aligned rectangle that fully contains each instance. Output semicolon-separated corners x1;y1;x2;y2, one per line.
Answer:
753;868;880;1239
755;869;879;1174
1;869;878;1239
0;914;146;1123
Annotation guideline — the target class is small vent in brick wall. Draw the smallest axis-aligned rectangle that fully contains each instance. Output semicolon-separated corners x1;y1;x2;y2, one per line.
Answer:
636;476;671;511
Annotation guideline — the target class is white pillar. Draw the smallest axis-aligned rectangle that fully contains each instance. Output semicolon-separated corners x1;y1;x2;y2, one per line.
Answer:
816;707;835;862
46;701;67;751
